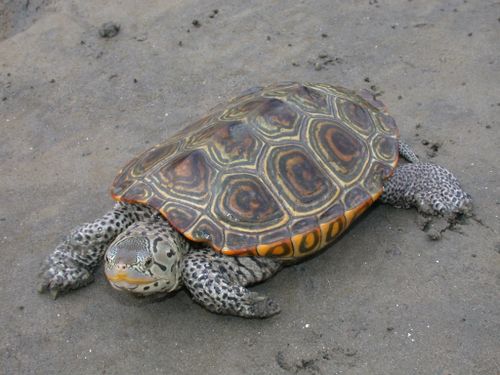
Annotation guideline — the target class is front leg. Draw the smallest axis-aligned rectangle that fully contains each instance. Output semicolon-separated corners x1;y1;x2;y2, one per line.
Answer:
182;249;282;318
38;202;157;297
381;162;472;216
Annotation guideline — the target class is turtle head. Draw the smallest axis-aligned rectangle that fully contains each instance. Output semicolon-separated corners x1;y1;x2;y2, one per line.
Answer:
104;221;185;296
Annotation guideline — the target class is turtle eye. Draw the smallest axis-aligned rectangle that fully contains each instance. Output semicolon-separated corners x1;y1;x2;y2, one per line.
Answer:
144;258;153;268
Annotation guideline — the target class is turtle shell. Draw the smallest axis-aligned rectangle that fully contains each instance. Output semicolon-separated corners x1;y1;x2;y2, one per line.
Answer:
111;82;399;259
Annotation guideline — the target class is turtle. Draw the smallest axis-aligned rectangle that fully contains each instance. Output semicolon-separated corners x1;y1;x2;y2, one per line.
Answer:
38;82;472;318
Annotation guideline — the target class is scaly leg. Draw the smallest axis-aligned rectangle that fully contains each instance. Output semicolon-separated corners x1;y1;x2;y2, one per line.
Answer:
398;140;420;163
182;248;282;318
38;202;158;297
381;162;472;216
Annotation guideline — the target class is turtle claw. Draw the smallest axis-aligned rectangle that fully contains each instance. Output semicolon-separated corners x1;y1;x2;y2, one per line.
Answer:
50;289;60;300
36;280;48;294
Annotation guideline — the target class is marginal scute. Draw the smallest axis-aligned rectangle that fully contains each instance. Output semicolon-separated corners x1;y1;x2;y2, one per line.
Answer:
111;176;134;197
260;227;291;245
344;198;373;227
320;217;347;246
257;240;293;257
187;217;224;250
357;89;386;112
132;142;178;177
111;82;400;259
376;112;398;134
286;84;330;114
224;232;258;251
372;134;398;162
292;228;322;256
160;203;200;233
219;97;267;121
343;186;373;211
120;181;153;203
290;217;318;235
318;203;344;223
363;161;394;196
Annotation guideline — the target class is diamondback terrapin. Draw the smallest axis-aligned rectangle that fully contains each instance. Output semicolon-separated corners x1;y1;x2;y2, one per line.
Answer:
38;82;472;318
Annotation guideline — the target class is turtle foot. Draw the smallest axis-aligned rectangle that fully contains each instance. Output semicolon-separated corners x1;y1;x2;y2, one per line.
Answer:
383;162;473;217
243;292;281;318
38;242;95;296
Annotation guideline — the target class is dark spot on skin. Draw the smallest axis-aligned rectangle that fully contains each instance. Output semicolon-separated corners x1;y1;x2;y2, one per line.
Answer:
143;286;150;290
154;282;158;287
155;262;167;271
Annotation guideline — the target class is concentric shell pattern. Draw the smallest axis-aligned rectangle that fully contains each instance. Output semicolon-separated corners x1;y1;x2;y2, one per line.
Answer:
111;82;399;259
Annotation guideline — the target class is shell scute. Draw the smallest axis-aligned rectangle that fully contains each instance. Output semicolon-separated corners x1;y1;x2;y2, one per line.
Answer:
266;145;339;213
309;118;369;183
157;150;215;205
214;173;286;228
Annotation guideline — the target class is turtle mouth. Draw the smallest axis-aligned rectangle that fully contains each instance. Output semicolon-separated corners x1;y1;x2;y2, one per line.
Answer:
106;272;156;285
109;281;140;291
105;270;157;294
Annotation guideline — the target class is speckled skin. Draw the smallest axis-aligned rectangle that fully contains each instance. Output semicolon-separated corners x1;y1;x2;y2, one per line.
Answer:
381;162;472;215
38;143;472;318
39;202;283;317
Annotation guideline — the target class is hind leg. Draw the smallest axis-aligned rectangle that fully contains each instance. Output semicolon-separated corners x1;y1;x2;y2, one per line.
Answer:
381;163;472;216
38;202;158;297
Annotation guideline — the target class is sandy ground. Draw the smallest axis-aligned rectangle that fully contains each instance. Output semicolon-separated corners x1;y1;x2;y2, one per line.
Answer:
1;1;499;374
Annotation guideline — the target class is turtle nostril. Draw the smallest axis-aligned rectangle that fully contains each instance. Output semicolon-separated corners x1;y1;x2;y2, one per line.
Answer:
117;263;127;271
